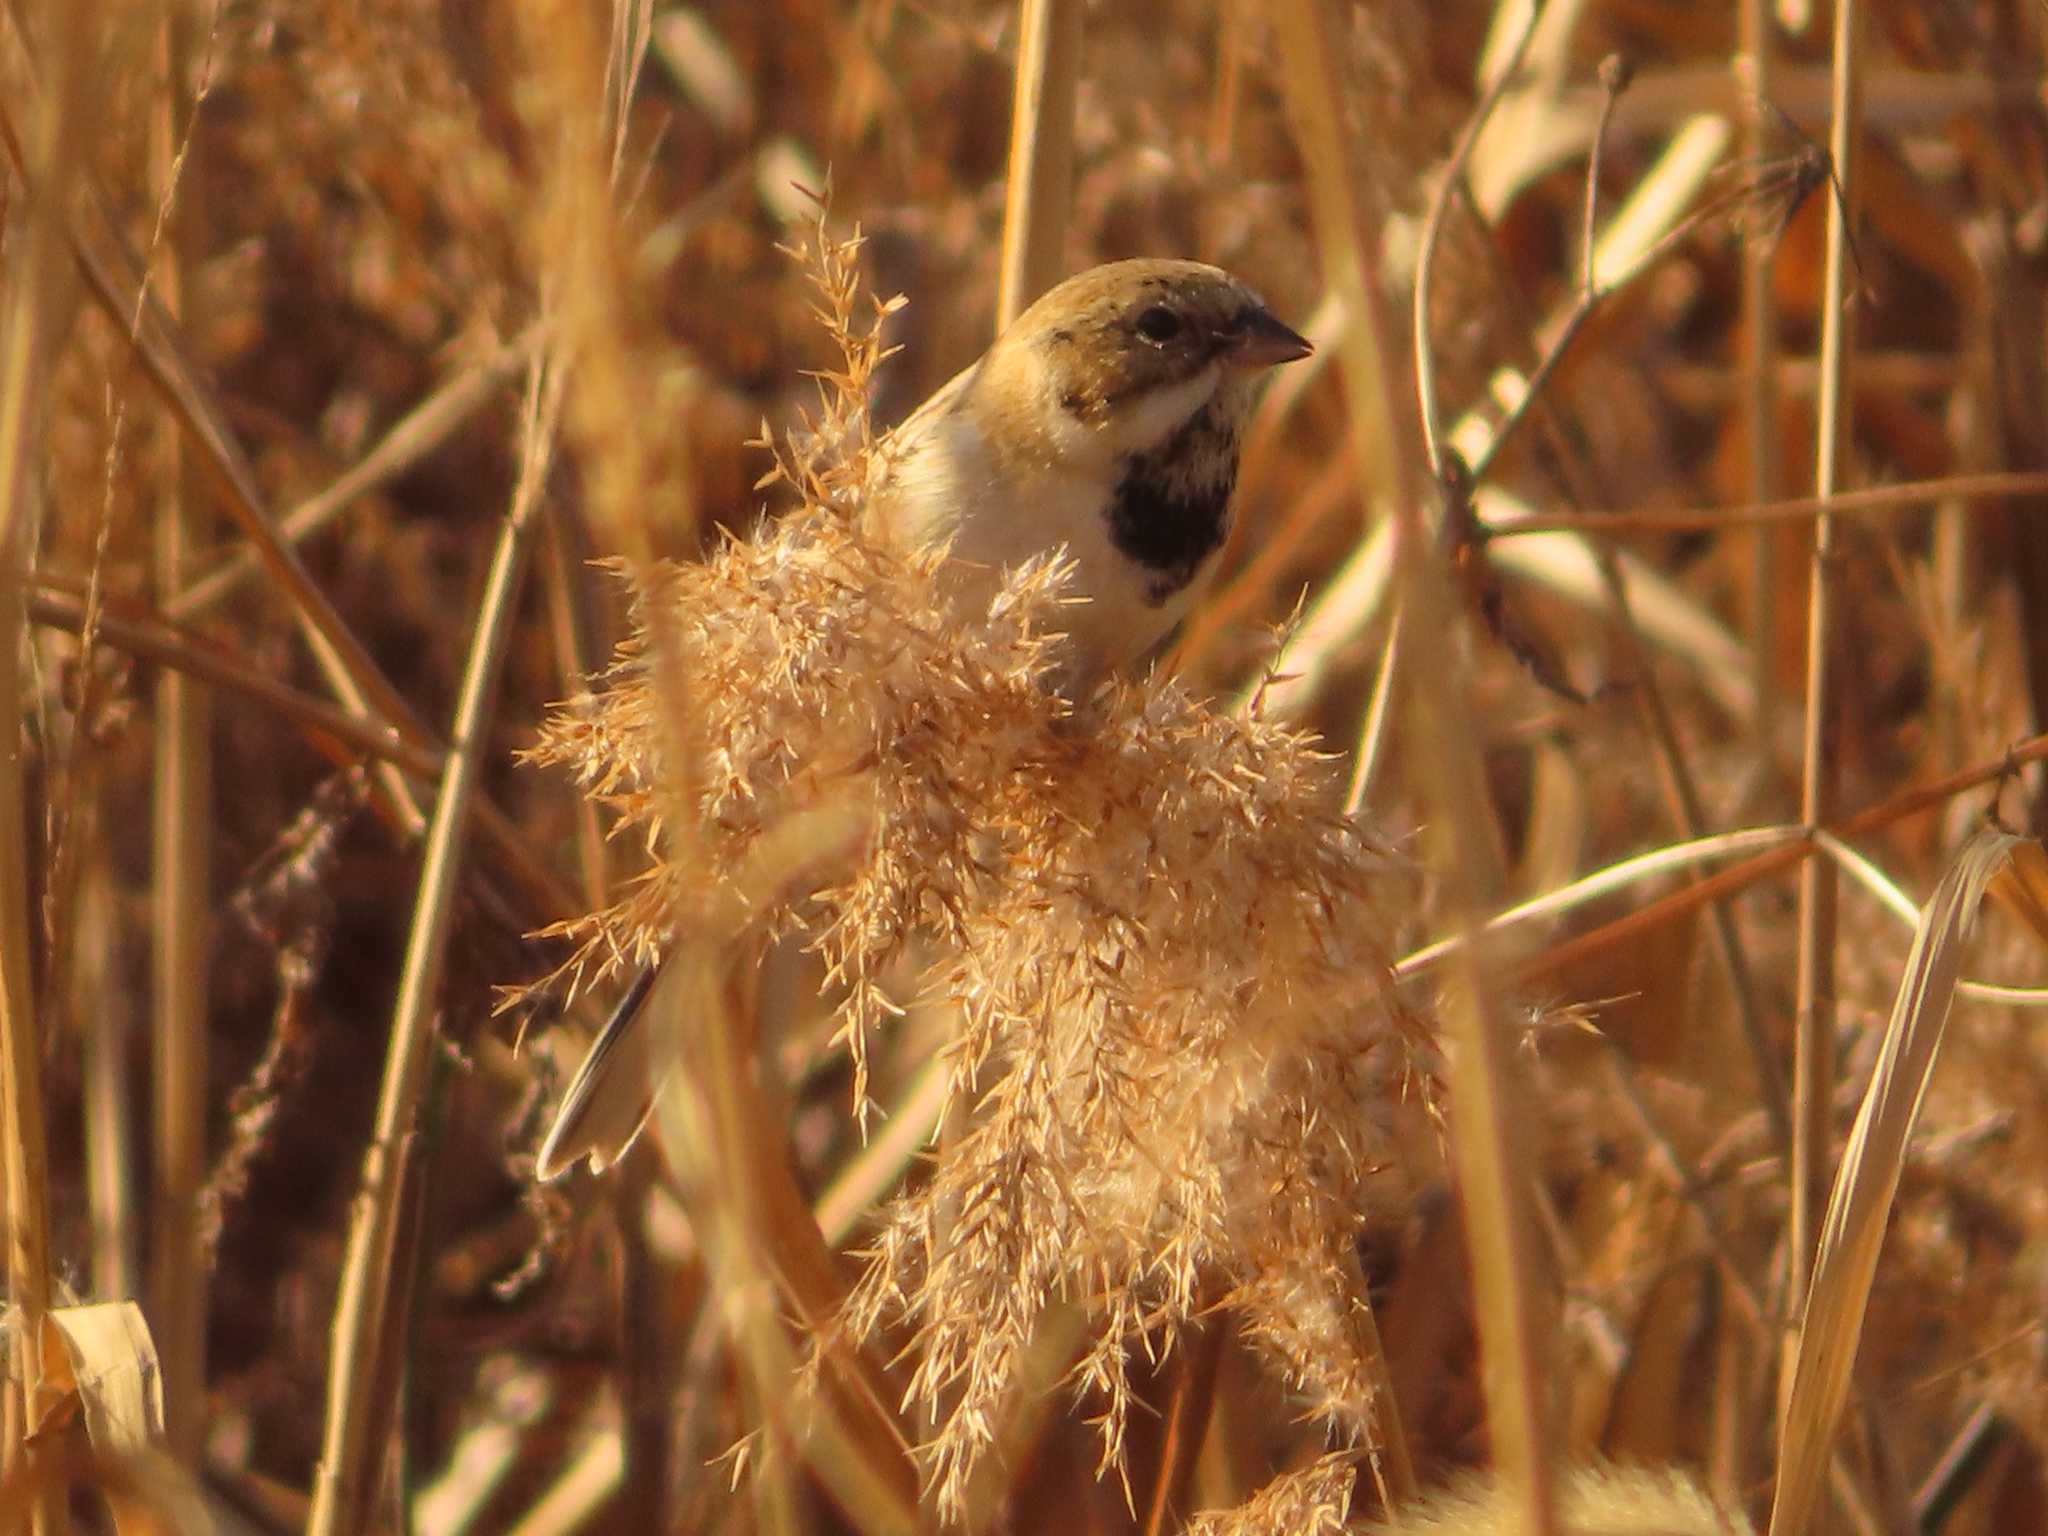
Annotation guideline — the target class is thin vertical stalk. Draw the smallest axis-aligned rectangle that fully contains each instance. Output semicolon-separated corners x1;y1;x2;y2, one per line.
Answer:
148;9;210;1467
79;863;136;1303
307;366;559;1536
0;8;92;1532
1739;0;1781;744
1337;1249;1415;1512
1445;95;1795;1154
542;510;610;912
994;0;1082;329
1207;0;1244;164
1786;0;1862;1408
1399;0;1561;1522
1341;601;1403;816
0;60;438;843
163;326;543;621
1274;0;1542;1521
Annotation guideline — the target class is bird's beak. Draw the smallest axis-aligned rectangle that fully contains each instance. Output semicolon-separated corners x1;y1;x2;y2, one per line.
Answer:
1226;309;1314;369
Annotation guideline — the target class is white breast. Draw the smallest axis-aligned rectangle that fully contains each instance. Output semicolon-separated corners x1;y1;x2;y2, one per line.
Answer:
865;390;1220;684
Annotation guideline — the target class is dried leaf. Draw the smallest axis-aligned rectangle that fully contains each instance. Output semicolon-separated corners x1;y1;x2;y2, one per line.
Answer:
34;1302;165;1455
1769;827;2021;1536
1987;838;2048;952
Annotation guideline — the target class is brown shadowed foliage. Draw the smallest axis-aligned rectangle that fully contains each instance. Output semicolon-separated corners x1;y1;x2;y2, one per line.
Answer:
8;0;2048;1534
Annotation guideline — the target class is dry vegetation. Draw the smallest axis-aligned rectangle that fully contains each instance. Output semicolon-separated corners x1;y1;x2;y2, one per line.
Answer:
7;0;2048;1533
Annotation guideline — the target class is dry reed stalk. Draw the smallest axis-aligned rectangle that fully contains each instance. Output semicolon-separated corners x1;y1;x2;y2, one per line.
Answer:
1786;0;1863;1415
542;505;613;912
1513;725;2048;989
145;7;209;1466
0;7;90;1530
1340;596;1402;815
512;0;677;570
164;324;544;620
78;861;135;1304
0;33;587;927
994;0;1082;329
651;928;920;1536
1486;469;2048;536
1737;0;1782;747
1139;1320;1227;1536
1355;0;1558;1524
25;586;435;777
1269;0;1428;1512
1457;53;1791;1156
514;4;757;1527
23;582;580;924
1769;829;2020;1536
0;74;431;839
306;362;559;1536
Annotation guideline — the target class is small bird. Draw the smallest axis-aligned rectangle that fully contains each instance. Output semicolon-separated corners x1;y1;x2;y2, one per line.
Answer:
537;258;1312;1179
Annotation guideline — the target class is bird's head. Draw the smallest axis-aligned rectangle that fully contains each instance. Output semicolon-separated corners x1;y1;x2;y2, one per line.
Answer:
972;258;1312;471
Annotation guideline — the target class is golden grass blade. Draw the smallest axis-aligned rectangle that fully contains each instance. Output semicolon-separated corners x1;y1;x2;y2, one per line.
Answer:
1784;0;1865;1409
37;1304;165;1457
0;36;432;838
1818;832;2048;1006
0;7;91;1531
1987;839;2048;952
1484;527;1757;724
1239;518;1393;721
501;1431;624;1536
1256;116;1733;730
814;1053;947;1246
144;13;208;1468
1513;730;2048;989
1276;0;1510;1518
994;0;1083;329
651;925;920;1535
1483;470;2048;538
164;324;544;620
1767;827;2019;1536
1464;0;1587;216
307;364;559;1536
1395;825;1804;980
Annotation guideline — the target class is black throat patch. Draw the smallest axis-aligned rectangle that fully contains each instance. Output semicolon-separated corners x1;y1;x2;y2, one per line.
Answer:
1104;400;1240;606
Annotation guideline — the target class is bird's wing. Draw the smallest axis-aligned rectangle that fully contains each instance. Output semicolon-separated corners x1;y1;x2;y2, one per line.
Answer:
867;359;978;500
534;958;673;1180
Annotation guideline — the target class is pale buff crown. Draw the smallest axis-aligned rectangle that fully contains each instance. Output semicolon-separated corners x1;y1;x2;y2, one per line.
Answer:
969;257;1301;468
864;259;1309;680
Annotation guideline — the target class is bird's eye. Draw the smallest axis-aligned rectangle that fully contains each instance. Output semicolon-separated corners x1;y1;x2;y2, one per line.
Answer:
1134;305;1183;344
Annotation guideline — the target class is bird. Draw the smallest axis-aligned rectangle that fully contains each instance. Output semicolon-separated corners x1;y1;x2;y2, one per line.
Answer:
536;258;1313;1180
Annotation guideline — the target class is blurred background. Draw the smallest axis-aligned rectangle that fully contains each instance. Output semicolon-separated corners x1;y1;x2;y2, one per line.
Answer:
10;0;2048;1530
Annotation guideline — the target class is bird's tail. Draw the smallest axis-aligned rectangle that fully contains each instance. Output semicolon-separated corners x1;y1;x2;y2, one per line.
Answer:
534;957;669;1180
